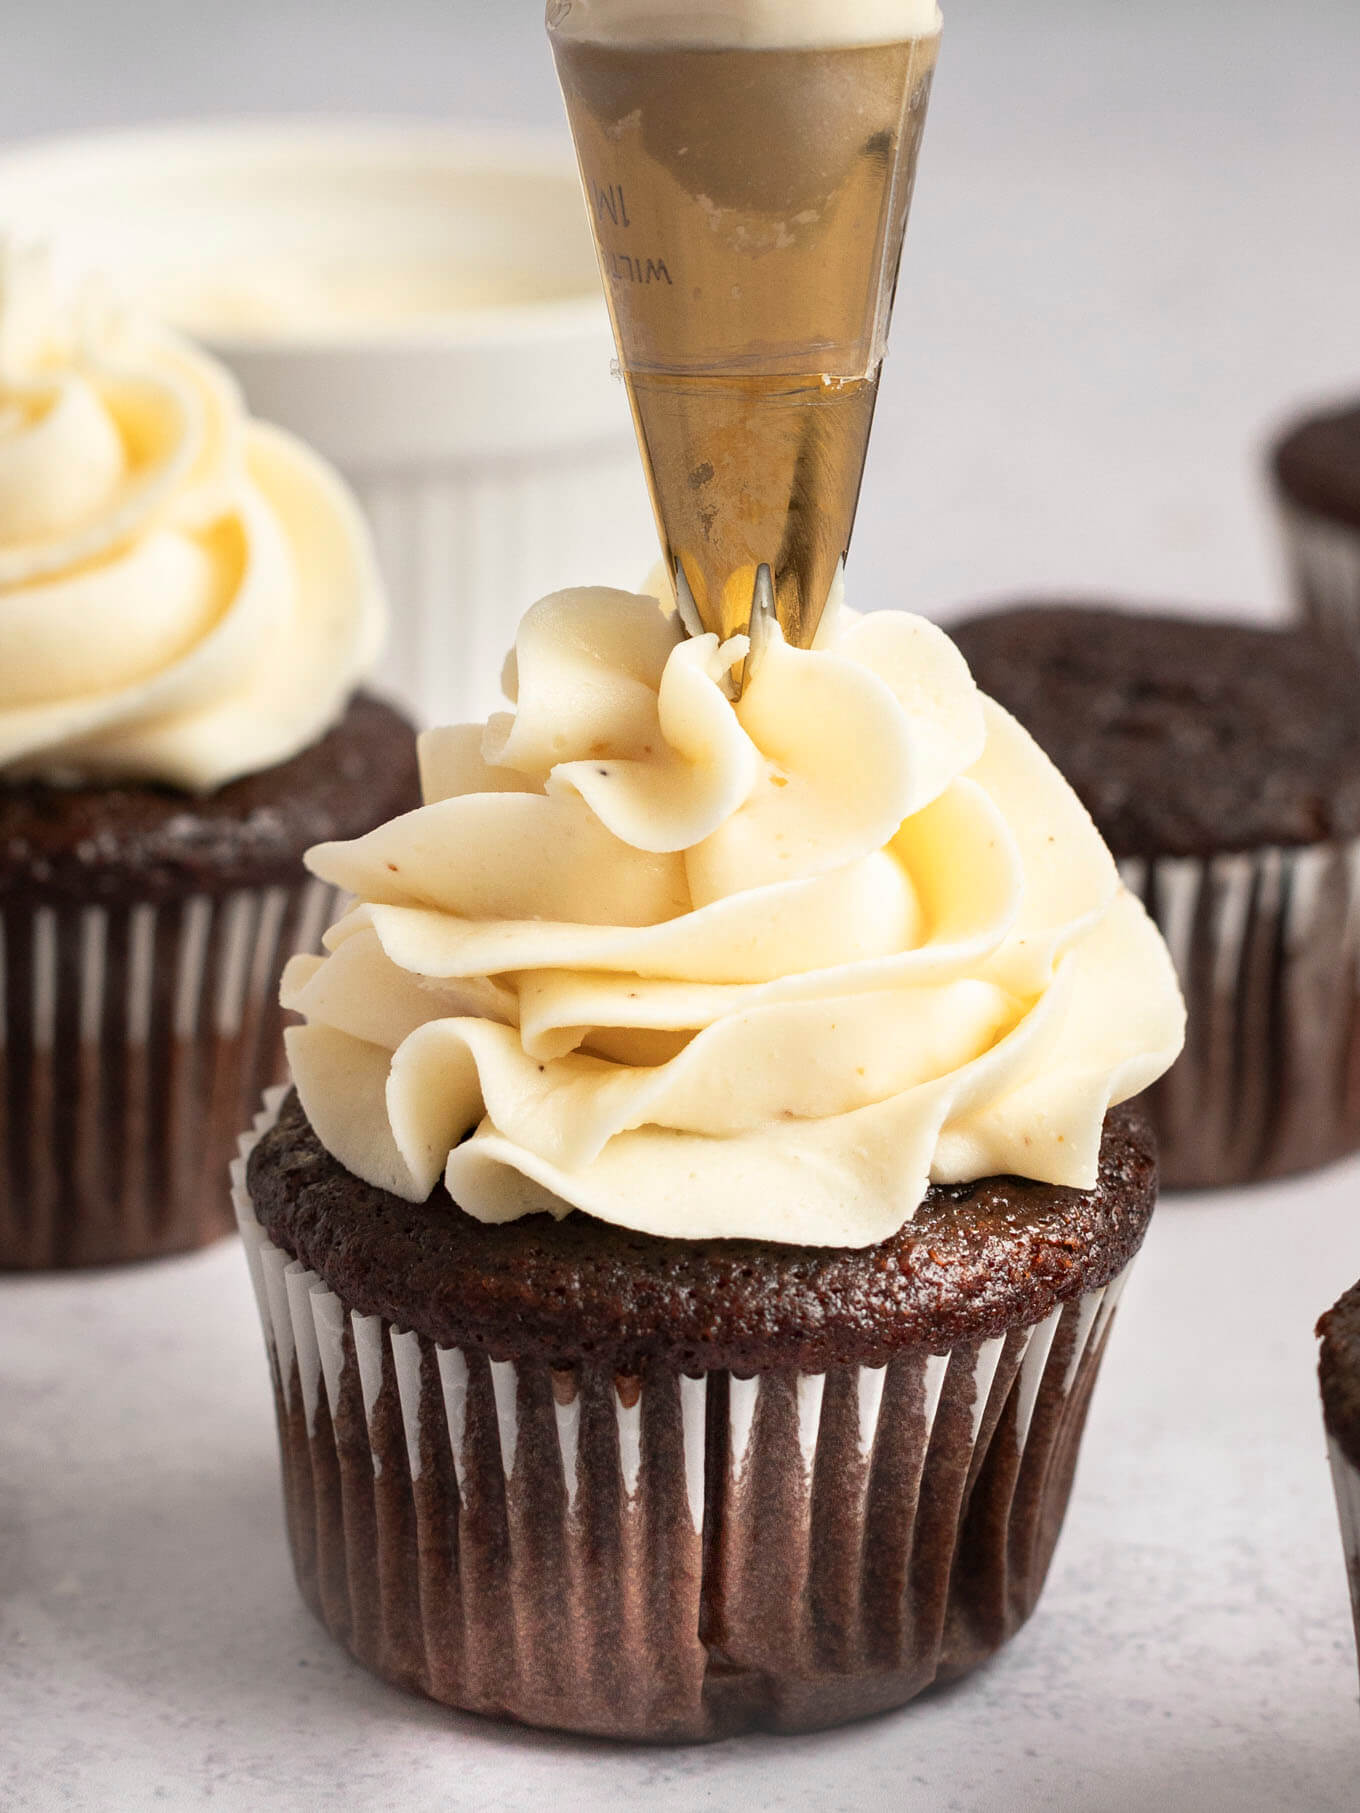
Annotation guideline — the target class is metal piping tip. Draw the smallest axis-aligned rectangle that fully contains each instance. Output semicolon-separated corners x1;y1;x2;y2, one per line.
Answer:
672;564;706;642
673;560;778;697
739;563;778;695
549;19;939;675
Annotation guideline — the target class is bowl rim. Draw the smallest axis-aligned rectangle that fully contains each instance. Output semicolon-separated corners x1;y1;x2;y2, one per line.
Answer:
0;114;612;355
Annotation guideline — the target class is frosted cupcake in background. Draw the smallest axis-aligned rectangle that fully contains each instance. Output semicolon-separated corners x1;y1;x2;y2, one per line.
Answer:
233;583;1184;1739
951;602;1360;1191
0;246;420;1268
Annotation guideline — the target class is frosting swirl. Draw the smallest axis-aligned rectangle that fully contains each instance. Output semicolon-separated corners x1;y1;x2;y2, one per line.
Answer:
0;248;383;791
284;586;1184;1248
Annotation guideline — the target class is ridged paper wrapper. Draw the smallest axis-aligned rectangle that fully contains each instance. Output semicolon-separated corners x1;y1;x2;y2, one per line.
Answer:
0;879;334;1268
1279;500;1360;664
1120;840;1360;1188
233;1090;1138;1741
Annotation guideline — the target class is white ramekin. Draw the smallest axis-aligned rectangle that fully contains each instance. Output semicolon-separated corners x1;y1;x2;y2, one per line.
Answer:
0;119;659;726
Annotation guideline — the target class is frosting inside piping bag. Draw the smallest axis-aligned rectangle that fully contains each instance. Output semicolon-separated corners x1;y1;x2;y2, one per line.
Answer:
549;0;943;48
285;585;1184;1247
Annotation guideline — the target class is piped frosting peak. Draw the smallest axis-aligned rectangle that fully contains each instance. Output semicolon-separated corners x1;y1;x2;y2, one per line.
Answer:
283;585;1183;1248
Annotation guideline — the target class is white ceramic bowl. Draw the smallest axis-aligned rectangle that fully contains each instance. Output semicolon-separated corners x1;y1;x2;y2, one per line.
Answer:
0;119;659;725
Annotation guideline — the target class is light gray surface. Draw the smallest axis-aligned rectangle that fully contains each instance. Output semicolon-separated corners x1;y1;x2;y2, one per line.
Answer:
2;1163;1356;1812
2;1;1360;1809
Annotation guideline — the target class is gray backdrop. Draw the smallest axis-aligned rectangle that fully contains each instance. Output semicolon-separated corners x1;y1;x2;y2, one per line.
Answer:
2;0;1355;624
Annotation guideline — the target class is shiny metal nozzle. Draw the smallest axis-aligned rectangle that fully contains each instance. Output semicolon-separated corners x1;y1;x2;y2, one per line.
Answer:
548;11;939;656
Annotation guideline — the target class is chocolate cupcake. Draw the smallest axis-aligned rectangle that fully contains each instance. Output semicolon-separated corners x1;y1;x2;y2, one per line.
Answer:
236;1086;1154;1740
235;589;1183;1737
1318;1282;1360;1684
0;250;419;1266
951;603;1360;1190
1272;400;1360;660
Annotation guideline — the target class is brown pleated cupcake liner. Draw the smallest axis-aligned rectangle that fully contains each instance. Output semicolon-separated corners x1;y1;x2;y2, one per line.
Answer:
233;1090;1135;1741
1120;839;1360;1189
0;879;335;1269
1278;501;1360;661
1325;1435;1360;1685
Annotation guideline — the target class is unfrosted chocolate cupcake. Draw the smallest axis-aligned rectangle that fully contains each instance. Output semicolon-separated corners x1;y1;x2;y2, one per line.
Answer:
1317;1281;1360;1683
0;251;419;1266
235;1087;1155;1741
1272;400;1360;659
951;603;1360;1189
232;590;1183;1739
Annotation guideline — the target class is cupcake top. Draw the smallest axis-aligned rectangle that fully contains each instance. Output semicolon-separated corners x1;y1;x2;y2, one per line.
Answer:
1273;400;1360;530
951;604;1360;858
1319;1281;1360;1473
250;1087;1155;1370
0;694;418;905
0;246;384;792
280;585;1183;1248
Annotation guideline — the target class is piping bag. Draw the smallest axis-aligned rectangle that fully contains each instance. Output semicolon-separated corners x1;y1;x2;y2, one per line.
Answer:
548;0;941;663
